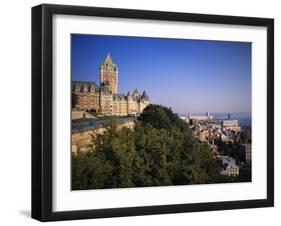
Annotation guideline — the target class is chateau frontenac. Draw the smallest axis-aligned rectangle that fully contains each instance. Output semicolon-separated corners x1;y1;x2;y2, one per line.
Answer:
72;54;150;116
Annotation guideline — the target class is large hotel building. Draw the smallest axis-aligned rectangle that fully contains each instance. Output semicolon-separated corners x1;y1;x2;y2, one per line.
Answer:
72;54;150;116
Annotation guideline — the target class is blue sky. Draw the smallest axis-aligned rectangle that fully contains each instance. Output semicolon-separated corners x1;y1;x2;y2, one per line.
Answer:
72;34;251;114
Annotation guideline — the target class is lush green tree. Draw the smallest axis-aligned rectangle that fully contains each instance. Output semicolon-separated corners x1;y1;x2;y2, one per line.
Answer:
72;104;222;190
139;104;190;132
217;141;246;163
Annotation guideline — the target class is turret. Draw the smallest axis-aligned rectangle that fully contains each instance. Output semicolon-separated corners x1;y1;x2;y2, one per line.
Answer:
141;90;149;101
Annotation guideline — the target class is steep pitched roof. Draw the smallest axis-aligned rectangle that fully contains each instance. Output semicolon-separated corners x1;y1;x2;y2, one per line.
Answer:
72;81;99;93
99;86;110;93
72;80;98;87
113;93;127;100
132;89;139;96
104;53;113;65
141;90;149;101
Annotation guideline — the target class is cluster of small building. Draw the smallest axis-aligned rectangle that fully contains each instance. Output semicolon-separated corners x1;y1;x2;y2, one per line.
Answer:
180;112;251;177
181;112;241;143
192;121;241;143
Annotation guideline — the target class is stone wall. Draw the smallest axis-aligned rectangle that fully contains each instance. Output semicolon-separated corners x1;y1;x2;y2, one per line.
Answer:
72;111;96;120
72;120;135;154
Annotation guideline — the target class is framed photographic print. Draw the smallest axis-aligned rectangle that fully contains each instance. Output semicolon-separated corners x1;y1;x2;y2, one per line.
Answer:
32;4;274;221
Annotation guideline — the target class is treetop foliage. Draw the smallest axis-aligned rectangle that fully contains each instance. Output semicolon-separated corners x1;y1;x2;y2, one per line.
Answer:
139;104;190;131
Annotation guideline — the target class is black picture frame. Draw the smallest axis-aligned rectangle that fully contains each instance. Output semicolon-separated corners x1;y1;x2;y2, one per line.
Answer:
32;4;274;222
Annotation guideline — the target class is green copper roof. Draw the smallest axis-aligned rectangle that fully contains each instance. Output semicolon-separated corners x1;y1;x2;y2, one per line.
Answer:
104;53;114;65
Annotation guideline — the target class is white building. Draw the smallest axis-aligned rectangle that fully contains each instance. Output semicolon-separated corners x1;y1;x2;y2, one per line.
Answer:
222;120;238;127
218;155;239;177
188;112;213;121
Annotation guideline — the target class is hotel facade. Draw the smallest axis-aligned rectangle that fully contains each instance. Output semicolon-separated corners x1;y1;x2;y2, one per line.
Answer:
72;54;150;116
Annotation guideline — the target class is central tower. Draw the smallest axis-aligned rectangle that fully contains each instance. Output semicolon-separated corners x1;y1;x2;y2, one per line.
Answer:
100;54;118;94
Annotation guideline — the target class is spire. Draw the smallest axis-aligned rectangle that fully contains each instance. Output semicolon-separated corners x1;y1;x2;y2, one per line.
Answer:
104;53;113;65
141;90;149;101
132;89;139;95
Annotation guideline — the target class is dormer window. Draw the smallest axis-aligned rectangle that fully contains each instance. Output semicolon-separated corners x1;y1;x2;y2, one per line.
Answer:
83;85;88;92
